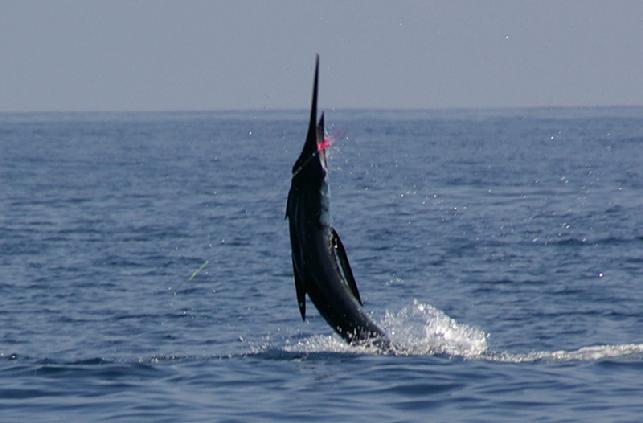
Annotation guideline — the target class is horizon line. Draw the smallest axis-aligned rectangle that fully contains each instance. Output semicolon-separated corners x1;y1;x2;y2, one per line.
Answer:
1;104;643;115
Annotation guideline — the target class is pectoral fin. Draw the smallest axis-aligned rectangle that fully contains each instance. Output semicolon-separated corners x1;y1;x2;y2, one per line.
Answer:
331;227;363;305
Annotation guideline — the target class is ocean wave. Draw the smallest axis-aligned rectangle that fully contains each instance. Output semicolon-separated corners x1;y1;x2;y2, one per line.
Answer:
486;344;643;363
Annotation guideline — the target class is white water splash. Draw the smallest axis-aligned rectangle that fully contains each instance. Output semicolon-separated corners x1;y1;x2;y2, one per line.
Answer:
381;299;488;357
284;299;488;357
283;299;643;362
284;334;378;354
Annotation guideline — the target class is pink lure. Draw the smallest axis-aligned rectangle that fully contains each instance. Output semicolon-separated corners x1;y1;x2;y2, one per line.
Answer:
317;135;336;152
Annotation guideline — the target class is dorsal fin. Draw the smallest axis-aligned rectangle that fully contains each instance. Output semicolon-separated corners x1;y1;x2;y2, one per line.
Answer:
331;227;363;305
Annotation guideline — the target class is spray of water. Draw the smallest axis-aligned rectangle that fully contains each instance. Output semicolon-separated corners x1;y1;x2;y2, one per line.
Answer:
381;299;488;357
283;299;643;362
284;299;488;357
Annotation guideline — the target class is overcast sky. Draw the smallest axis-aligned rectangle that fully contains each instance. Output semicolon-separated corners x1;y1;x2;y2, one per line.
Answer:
1;1;642;112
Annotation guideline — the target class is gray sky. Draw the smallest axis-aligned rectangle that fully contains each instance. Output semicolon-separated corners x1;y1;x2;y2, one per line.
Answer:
2;1;643;112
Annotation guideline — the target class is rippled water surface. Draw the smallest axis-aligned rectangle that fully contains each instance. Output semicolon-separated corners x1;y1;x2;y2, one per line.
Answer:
1;109;642;421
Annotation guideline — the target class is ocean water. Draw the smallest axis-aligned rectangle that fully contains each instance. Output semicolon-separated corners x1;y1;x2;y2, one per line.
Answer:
1;108;642;422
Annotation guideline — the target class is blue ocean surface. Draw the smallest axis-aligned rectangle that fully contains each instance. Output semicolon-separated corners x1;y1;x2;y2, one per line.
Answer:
1;108;642;421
